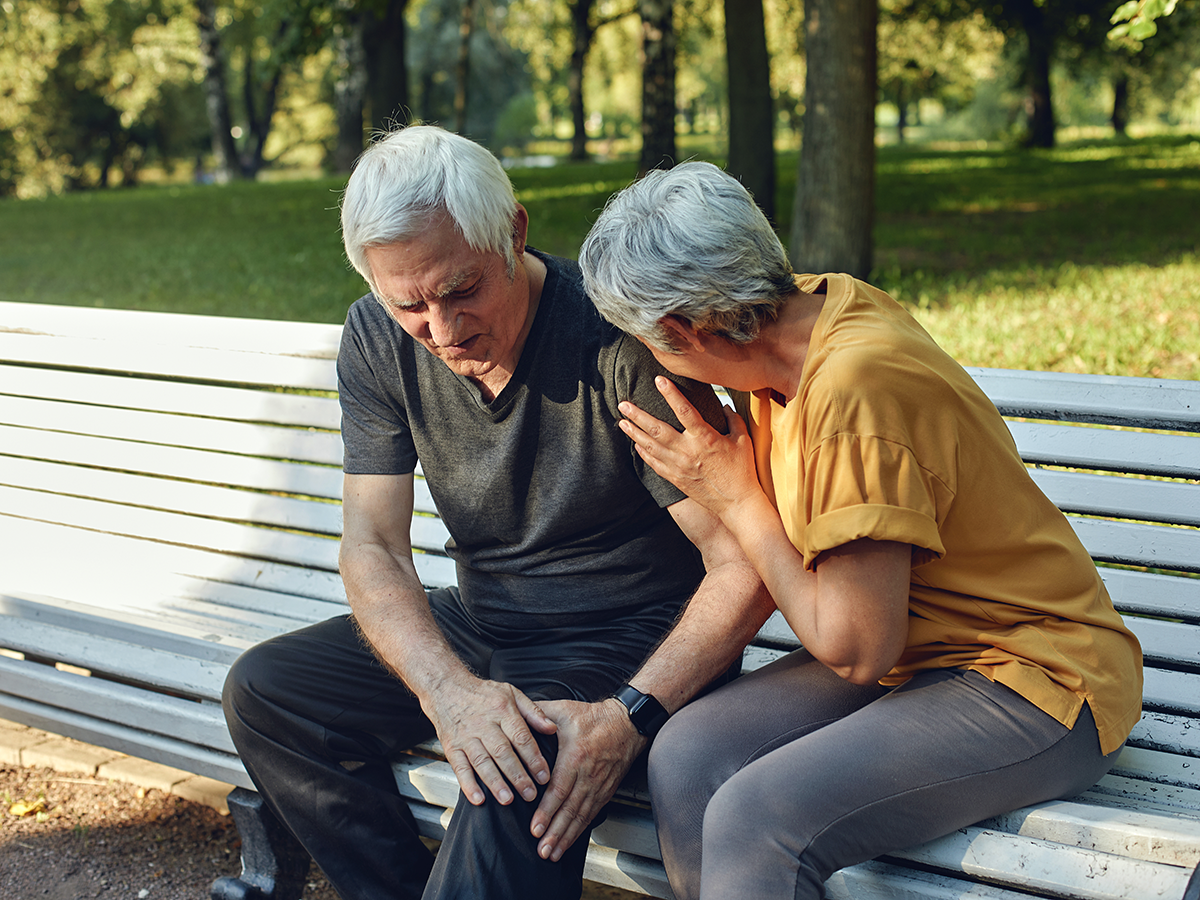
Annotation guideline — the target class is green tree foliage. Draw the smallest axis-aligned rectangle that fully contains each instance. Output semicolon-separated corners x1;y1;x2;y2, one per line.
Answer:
0;0;204;197
1109;0;1178;40
978;0;1113;148
877;0;1004;142
408;0;531;147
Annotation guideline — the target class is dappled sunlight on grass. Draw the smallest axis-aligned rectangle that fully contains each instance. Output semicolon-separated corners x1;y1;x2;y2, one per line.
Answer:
904;256;1200;380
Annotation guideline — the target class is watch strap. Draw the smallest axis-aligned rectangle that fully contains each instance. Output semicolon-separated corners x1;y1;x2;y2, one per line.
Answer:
613;684;670;739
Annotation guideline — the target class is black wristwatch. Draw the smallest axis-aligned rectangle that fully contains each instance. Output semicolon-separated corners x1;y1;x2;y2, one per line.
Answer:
613;684;671;739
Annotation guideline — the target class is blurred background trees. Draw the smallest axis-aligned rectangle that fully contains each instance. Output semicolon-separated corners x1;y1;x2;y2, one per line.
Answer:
1;0;1197;271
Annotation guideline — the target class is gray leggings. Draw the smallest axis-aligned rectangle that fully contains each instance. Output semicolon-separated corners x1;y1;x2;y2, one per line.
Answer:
648;650;1121;900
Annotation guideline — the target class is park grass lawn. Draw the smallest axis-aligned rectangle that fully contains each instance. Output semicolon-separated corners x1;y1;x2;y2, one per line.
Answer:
1;136;1197;380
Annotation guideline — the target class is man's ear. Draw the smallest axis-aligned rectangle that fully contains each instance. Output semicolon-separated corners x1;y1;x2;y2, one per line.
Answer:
511;204;530;253
659;315;706;353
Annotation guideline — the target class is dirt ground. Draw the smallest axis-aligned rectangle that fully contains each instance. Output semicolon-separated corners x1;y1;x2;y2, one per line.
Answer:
0;763;643;900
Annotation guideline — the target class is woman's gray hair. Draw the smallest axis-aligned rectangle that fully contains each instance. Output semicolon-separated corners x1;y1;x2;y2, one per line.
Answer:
579;161;795;352
341;125;519;291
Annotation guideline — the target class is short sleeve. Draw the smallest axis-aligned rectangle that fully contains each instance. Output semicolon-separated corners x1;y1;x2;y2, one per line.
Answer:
337;301;419;475
799;433;950;568
612;334;727;508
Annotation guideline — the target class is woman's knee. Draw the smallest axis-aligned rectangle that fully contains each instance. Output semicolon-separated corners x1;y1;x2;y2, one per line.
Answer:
647;701;717;798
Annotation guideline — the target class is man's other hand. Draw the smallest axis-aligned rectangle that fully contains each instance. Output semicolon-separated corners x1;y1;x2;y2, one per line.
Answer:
530;698;645;862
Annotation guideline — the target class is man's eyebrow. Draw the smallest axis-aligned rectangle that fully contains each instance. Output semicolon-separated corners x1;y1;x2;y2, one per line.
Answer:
435;268;473;297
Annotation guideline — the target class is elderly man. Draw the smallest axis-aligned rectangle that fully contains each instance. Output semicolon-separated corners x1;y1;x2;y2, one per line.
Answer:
222;127;771;900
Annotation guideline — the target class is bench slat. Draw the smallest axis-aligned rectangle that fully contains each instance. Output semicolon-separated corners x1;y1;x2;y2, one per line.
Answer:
1141;667;1200;717
0;514;352;603
0;300;342;355
969;367;1200;433
0;484;342;572
1122;616;1200;668
1110;745;1200;793
826;859;1061;900
1100;567;1200;622
0;655;234;753
1007;421;1200;479
0;513;454;604
0;364;341;429
1;425;343;498
886;824;1195;900
0;332;340;391
1029;467;1200;527
1068;515;1200;574
2;456;346;536
1;590;299;664
1087;774;1200;817
0;394;343;466
1128;710;1200;757
0;692;250;788
0;616;228;699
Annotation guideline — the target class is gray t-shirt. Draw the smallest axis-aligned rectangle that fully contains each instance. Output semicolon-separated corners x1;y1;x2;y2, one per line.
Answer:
337;251;725;625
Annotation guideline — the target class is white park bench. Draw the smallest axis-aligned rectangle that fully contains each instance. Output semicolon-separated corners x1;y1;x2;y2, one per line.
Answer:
1;300;1197;900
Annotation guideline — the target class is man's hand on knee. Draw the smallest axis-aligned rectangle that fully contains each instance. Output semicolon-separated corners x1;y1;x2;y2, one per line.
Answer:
427;676;557;806
530;698;646;862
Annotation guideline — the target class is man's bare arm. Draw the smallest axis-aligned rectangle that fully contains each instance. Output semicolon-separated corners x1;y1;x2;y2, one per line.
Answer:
340;472;555;805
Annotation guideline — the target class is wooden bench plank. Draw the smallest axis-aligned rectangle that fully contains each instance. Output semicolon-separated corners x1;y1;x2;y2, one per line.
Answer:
1;456;346;536
1;425;344;498
969;367;1200;432
0;655;234;753
0;301;342;357
2;592;304;672
0;513;455;603
0;692;250;788
1029;467;1200;527
1007;421;1200;479
1109;746;1200;793
0;394;343;465
1100;567;1200;622
1068;515;1200;574
0;364;341;429
0;485;343;571
0;332;340;392
0;617;229;699
1128;710;1200;757
886;825;1195;900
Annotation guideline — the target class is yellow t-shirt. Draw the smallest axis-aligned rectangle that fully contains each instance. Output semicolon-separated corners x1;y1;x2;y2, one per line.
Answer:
737;274;1142;755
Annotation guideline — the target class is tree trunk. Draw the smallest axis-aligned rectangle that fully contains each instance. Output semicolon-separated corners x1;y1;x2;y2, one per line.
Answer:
333;8;368;173
639;0;676;175
1111;72;1129;136
195;0;240;183
568;0;597;160
455;0;477;134
241;38;284;178
364;0;410;133
1021;5;1055;148
724;0;775;221
789;0;876;278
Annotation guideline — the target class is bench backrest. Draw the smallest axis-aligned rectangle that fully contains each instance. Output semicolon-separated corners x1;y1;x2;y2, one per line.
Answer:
2;302;1198;769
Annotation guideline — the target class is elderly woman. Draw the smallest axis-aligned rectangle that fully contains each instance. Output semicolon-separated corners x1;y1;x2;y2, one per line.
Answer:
578;162;1143;900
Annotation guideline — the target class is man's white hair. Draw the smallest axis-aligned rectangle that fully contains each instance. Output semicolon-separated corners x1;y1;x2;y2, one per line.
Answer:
341;125;519;292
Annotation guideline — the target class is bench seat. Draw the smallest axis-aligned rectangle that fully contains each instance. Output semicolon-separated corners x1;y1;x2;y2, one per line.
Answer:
2;301;1197;900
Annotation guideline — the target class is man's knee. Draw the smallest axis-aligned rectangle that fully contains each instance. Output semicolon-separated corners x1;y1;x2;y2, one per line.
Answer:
222;636;298;735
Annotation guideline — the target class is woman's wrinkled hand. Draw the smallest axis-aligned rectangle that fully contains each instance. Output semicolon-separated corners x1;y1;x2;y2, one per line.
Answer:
618;376;761;519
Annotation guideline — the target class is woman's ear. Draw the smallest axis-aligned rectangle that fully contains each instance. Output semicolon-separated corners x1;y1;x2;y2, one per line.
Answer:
659;315;707;354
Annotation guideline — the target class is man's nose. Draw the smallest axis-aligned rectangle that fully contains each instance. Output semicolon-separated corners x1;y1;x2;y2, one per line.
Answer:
427;304;460;345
